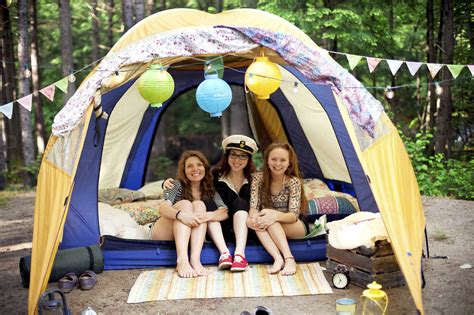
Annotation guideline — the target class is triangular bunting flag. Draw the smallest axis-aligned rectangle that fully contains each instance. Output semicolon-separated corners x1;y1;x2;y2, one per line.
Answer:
468;65;474;76
446;65;465;78
346;54;363;70
17;94;32;111
366;57;382;73
0;102;13;119
205;56;224;78
406;61;423;76
55;77;69;93
386;59;404;75
39;84;56;101
426;63;443;78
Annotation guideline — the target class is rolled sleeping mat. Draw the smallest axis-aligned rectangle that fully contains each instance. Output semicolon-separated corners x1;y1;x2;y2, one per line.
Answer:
19;245;103;288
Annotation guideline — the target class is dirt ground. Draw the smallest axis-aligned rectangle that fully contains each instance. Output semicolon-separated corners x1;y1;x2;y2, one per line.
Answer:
0;192;473;314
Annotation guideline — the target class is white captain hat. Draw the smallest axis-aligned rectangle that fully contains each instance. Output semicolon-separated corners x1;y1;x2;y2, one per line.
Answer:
222;135;258;155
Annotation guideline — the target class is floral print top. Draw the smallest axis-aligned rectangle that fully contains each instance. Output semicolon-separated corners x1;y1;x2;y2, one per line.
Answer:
250;172;302;216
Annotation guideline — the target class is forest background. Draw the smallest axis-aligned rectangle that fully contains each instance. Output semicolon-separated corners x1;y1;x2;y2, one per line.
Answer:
0;0;472;200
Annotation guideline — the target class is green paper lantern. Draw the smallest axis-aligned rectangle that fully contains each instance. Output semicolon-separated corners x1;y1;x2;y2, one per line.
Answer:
138;65;175;108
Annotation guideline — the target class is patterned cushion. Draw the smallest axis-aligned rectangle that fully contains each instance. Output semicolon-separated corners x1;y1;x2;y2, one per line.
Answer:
98;188;146;205
307;196;356;216
113;200;163;225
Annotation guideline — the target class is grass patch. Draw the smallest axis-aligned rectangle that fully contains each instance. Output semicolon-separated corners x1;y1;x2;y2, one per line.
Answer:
0;195;8;208
433;228;449;241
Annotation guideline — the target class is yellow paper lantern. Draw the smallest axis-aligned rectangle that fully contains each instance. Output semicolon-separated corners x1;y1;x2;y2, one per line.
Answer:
245;56;281;99
138;65;175;108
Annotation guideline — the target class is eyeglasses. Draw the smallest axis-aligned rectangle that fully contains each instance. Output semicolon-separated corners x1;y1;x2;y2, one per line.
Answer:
229;153;249;160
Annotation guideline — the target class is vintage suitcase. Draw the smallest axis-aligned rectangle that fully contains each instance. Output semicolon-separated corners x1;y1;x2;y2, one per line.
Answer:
326;240;405;288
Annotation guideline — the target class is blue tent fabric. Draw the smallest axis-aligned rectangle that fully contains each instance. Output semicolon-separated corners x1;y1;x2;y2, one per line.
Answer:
283;66;378;212
61;80;136;249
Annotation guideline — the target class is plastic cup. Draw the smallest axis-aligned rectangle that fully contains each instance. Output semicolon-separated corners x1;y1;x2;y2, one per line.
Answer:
336;298;357;315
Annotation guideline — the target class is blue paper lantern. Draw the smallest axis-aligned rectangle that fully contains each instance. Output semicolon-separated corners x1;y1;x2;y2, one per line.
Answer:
196;73;232;117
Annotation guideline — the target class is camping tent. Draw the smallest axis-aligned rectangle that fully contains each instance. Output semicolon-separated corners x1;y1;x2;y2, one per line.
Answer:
28;8;426;314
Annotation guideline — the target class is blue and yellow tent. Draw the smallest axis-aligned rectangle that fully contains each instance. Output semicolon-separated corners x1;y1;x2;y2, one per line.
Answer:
29;8;425;314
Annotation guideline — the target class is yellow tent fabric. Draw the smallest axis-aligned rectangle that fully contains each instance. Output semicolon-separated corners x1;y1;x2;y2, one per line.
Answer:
335;95;425;314
29;8;425;314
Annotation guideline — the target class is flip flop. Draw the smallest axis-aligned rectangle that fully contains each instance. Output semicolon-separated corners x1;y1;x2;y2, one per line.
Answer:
58;272;78;293
79;270;97;290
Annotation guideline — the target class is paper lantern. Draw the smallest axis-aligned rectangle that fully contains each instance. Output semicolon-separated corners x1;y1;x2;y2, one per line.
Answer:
245;56;281;99
138;65;175;108
196;73;232;117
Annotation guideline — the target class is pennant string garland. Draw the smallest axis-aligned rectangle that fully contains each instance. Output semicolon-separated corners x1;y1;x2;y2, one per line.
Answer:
0;50;472;120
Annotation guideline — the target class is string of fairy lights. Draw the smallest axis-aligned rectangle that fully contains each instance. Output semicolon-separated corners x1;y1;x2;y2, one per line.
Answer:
18;53;473;95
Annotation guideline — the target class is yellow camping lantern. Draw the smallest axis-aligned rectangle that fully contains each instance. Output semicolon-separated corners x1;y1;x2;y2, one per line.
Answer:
360;281;389;315
138;65;175;108
245;56;281;99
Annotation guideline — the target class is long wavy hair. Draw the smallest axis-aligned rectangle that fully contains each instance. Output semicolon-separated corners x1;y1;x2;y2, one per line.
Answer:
212;150;256;181
261;143;308;215
176;150;215;201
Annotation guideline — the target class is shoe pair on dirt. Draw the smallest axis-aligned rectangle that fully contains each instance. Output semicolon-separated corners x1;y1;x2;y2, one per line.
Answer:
58;270;97;293
218;252;248;272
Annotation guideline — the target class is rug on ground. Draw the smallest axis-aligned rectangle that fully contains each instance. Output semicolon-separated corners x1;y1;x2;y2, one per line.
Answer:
127;262;333;303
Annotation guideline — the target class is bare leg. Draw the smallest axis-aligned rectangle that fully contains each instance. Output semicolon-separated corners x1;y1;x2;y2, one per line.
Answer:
207;221;230;255
255;229;284;274
233;211;249;257
268;220;306;276
189;201;209;276
172;201;197;278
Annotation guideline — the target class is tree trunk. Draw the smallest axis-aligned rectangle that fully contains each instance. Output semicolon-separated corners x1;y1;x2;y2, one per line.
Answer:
215;0;223;12
107;0;115;49
426;0;437;137
1;2;23;169
244;0;257;8
435;0;454;157
29;0;46;154
58;0;76;102
145;0;155;16
229;85;251;136
0;24;8;189
122;0;134;33
159;0;165;11
18;0;36;186
135;0;145;23
91;0;100;62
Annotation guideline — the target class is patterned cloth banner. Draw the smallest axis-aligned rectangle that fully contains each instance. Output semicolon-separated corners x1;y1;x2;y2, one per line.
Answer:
55;77;69;93
447;65;465;79
40;84;56;101
346;54;363;70
468;65;474;76
366;57;382;73
0;102;13;119
127;263;333;303
406;61;423;76
386;59;404;76
17;94;32;111
426;63;443;78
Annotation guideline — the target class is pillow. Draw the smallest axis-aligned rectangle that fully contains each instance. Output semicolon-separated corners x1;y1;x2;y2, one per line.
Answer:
307;196;356;216
98;188;146;205
98;202;150;239
138;180;164;199
113;200;163;225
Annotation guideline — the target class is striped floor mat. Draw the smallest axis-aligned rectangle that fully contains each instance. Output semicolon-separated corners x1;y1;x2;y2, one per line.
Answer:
127;263;333;303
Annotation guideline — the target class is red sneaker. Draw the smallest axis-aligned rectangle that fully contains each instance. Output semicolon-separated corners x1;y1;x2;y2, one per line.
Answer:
218;252;233;270
231;254;248;272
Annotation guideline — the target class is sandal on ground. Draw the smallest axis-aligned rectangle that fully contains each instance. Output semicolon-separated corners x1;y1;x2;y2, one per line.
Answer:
218;252;233;270
231;254;248;272
79;270;97;290
58;272;78;293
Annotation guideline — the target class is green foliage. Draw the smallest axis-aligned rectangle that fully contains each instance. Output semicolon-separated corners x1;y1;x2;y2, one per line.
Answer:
401;131;473;200
433;228;448;242
149;156;175;179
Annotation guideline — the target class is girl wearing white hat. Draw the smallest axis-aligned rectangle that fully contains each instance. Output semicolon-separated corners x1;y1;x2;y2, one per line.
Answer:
163;135;258;272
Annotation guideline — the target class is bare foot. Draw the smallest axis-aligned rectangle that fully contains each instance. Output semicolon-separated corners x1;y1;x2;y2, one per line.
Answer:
268;256;284;274
281;256;297;276
190;259;209;276
176;260;197;278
